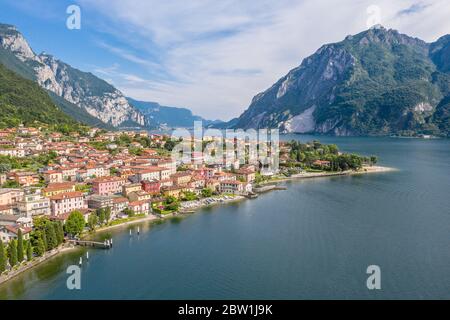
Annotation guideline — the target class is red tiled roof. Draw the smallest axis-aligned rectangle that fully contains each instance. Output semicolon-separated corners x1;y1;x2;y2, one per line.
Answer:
3;225;32;235
49;191;84;200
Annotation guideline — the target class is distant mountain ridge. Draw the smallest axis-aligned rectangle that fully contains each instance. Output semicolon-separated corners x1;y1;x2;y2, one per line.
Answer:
0;23;144;128
0;23;220;130
230;26;450;136
128;98;223;129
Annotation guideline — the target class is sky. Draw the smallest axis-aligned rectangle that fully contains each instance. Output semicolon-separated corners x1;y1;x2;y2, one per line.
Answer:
0;0;449;121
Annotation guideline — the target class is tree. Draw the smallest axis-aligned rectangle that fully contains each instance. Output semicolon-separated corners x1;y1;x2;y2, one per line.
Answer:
104;207;111;224
0;163;11;173
53;222;63;245
88;214;99;231
0;240;6;273
34;233;46;257
2;180;20;188
8;240;18;267
182;191;198;201
97;208;106;225
65;211;85;237
55;221;64;245
123;208;135;217
44;221;58;250
164;196;180;211
201;188;213;198
26;241;33;261
17;229;24;263
328;144;339;155
370;156;378;165
163;140;177;151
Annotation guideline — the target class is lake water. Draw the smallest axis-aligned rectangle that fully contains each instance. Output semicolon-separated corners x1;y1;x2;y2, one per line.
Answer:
1;135;450;299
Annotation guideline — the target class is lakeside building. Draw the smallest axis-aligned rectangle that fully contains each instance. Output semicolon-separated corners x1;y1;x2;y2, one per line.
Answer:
219;180;252;194
0;214;19;227
135;166;168;181
92;177;126;196
42;182;76;197
0;205;13;215
43;170;64;183
0;188;24;206
49;191;87;216
122;183;143;197
128;191;153;202
162;186;184;198
170;172;192;185
0;226;31;243
235;169;256;183
17;191;51;218
128;200;151;215
9;171;39;187
141;180;161;194
87;195;129;218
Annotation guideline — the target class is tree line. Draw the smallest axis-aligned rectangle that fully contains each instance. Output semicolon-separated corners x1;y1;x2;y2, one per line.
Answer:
0;229;33;274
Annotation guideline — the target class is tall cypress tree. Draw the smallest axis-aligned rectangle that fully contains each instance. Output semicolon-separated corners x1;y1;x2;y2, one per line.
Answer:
54;222;63;245
8;240;18;267
44;222;57;250
58;221;65;243
17;229;24;263
36;234;46;257
26;241;33;261
0;240;6;273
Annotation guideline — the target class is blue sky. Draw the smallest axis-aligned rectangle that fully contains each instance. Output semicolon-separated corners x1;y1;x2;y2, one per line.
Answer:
0;0;449;120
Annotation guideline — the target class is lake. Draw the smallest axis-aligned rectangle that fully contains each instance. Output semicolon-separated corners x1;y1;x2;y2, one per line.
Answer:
1;135;450;299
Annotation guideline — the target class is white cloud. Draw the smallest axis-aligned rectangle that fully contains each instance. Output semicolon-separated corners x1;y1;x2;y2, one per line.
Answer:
78;0;450;120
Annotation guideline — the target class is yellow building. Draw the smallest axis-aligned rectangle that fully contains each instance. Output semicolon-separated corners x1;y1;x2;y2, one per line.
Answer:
42;182;76;197
162;186;184;198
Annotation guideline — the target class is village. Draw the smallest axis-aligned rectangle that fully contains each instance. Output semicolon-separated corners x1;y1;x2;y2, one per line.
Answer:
0;125;279;269
0;124;382;279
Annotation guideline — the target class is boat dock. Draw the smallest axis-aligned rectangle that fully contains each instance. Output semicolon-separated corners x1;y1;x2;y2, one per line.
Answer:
68;239;112;249
253;185;287;193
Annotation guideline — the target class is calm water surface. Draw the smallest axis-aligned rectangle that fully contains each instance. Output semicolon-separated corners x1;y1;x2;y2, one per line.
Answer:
1;135;450;299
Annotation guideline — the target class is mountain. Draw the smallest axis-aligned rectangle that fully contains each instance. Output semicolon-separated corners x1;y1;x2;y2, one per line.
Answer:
128;98;223;128
0;23;144;128
0;62;79;130
232;27;450;136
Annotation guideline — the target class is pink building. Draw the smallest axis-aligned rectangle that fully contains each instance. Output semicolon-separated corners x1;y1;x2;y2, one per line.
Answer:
92;177;126;195
49;191;87;216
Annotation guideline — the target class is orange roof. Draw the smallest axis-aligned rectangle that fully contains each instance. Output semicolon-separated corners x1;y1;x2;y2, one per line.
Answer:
3;225;32;235
43;182;75;192
137;166;164;174
112;197;129;204
43;170;62;174
220;180;242;185
49;191;84;200
92;176;125;183
129;200;150;206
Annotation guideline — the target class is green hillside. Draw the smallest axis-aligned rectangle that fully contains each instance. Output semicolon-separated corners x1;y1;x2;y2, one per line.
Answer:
0;62;81;131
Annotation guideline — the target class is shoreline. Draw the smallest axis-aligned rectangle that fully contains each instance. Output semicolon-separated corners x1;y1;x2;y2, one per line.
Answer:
0;165;393;286
256;165;395;186
85;214;159;237
0;245;78;286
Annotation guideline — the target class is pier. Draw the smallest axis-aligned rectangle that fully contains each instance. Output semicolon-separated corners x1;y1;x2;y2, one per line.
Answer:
68;240;112;249
253;185;287;193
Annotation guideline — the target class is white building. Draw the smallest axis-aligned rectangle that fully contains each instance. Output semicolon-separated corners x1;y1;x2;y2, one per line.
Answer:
17;192;51;218
49;191;87;216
